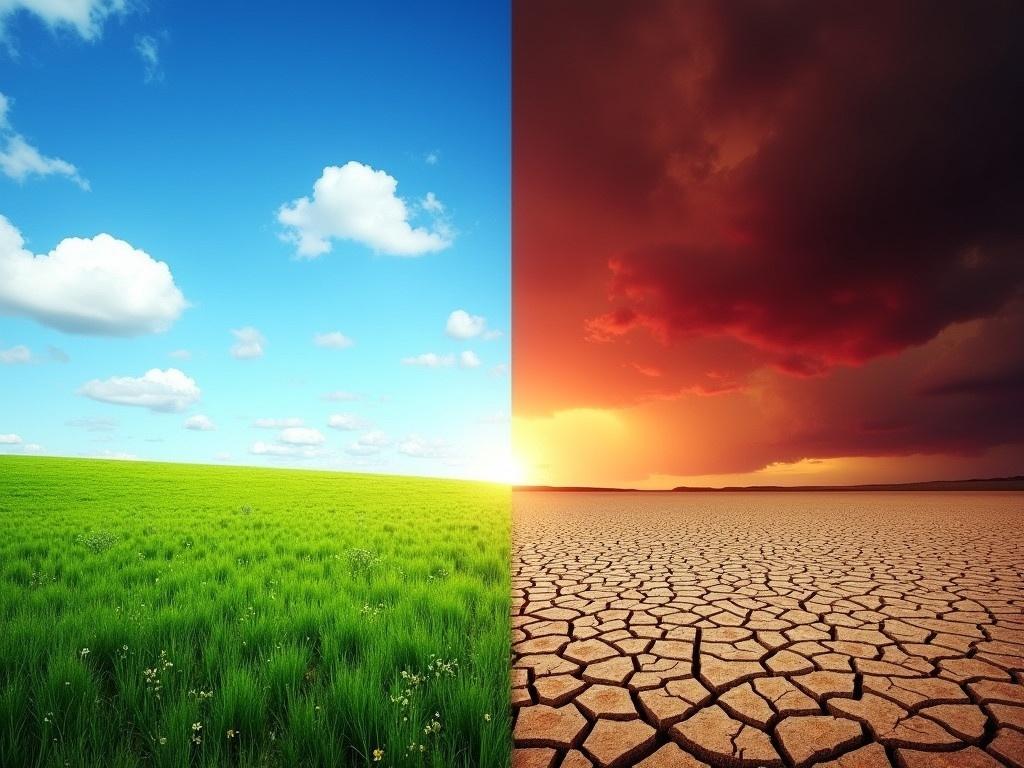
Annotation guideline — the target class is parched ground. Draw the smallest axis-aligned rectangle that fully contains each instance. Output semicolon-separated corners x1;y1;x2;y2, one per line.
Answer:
511;492;1024;768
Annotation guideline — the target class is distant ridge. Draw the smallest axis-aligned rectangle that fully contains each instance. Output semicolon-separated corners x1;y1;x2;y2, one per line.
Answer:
514;476;1024;493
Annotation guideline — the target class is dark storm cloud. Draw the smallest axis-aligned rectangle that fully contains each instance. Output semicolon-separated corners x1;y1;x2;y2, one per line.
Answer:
547;1;1024;371
514;0;1024;481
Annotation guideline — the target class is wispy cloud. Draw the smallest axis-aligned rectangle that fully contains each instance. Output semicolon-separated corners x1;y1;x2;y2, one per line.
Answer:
230;327;264;359
0;92;89;189
134;34;163;83
0;344;30;364
253;417;303;429
184;414;215;431
401;352;454;368
327;413;368;431
313;331;354;349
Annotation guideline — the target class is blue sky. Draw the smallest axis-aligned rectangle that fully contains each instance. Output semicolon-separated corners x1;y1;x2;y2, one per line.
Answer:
0;1;513;480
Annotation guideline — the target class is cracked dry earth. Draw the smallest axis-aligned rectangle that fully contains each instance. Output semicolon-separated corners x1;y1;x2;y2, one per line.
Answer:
511;492;1024;768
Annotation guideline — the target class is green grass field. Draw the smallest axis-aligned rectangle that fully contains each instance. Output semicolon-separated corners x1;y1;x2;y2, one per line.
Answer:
0;456;510;768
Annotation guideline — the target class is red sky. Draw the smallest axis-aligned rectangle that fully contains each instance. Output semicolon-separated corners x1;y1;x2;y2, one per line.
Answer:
513;1;1024;488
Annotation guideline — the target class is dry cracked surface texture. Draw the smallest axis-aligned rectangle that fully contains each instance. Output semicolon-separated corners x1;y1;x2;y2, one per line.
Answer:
511;492;1024;768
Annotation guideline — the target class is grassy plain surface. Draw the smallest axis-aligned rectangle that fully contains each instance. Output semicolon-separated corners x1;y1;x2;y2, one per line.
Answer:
0;456;510;767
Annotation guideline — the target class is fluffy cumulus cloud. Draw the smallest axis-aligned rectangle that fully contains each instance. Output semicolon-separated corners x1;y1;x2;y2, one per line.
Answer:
327;413;367;431
0;433;21;444
230;327;264;359
78;368;200;413
0;92;88;188
0;215;187;335
277;161;453;258
0;0;128;40
445;309;485;339
459;350;481;369
184;414;215;431
401;352;454;368
446;309;502;341
313;331;353;349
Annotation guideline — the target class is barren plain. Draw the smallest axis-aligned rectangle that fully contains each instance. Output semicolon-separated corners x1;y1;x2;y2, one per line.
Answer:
512;491;1024;768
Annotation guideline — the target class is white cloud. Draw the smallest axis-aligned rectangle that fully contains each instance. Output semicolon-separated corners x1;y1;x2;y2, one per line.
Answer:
445;309;489;339
230;327;264;359
277;161;453;258
278;427;325;446
0;343;65;364
323;390;359;401
459;350;481;369
425;151;439;165
0;343;30;363
249;441;322;459
313;331;353;349
169;348;191;360
402;352;454;368
78;368;200;413
184;414;215;431
250;441;293;456
1;134;89;189
134;34;162;82
421;192;444;213
0;92;88;188
253;417;304;428
489;363;508;377
0;433;22;444
0;215;187;336
22;442;42;453
0;0;128;40
398;434;452;459
345;429;390;456
327;413;367;431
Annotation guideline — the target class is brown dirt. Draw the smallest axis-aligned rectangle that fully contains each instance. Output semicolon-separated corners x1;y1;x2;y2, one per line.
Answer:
511;492;1024;767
